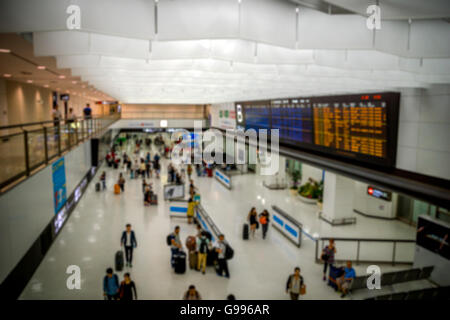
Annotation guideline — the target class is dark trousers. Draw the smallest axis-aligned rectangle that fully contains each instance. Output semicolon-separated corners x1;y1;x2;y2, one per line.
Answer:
217;258;230;278
290;292;299;300
102;180;106;190
119;184;124;192
125;246;133;263
324;262;333;274
262;223;269;239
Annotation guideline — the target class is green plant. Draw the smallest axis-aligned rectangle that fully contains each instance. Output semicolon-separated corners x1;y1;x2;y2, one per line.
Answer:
298;178;321;199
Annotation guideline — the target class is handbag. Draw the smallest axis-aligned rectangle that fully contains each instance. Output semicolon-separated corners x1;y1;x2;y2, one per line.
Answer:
300;284;306;295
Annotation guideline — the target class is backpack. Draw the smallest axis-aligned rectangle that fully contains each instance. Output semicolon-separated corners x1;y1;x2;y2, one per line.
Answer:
186;236;196;251
166;234;174;246
224;244;234;260
199;238;208;254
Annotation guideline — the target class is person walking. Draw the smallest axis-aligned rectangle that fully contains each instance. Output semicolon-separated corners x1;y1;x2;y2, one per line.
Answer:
321;239;336;281
197;231;210;274
187;197;197;224
183;285;202;300
248;207;258;239
119;273;137;300
121;224;137;267
215;234;230;278
259;209;270;239
118;173;125;192
103;268;120;300
286;267;305;300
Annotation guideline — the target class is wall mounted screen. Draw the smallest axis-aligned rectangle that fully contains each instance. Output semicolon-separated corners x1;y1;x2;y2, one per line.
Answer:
236;92;400;167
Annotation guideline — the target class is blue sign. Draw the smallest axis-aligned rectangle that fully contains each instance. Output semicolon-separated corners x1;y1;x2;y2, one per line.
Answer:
52;157;67;214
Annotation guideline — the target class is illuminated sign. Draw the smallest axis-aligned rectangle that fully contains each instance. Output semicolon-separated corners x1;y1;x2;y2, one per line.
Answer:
367;186;392;201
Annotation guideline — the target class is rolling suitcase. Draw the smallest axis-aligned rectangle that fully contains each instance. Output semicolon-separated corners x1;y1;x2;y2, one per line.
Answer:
95;182;101;192
150;194;158;205
114;184;121;194
189;251;198;270
115;250;124;271
243;223;249;240
174;251;186;274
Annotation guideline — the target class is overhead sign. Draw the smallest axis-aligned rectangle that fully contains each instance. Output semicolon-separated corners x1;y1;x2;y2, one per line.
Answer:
367;185;392;201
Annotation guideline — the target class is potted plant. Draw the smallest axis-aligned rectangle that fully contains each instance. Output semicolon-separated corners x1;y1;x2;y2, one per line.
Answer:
298;178;319;204
290;170;301;196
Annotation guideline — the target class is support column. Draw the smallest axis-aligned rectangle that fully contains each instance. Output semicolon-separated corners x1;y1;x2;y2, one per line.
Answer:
321;171;356;225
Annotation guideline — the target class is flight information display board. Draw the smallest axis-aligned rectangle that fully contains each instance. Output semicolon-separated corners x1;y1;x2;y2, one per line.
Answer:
235;92;400;167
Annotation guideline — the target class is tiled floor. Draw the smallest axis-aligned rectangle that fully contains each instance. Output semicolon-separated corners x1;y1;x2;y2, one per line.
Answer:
20;134;419;300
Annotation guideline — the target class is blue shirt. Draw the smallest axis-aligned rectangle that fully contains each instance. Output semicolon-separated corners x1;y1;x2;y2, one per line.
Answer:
103;275;119;295
344;267;356;280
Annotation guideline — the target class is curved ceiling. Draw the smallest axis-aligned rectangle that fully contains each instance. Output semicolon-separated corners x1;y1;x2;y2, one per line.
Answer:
1;0;449;104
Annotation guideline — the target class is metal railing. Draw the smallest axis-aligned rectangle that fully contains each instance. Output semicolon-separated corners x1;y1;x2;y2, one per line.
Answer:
315;237;416;266
0;114;120;192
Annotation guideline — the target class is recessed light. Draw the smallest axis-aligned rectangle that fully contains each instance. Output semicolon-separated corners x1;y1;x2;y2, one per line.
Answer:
44;84;49;88
3;74;11;78
0;49;11;53
27;80;33;83
72;81;77;84
58;75;65;79
37;66;46;70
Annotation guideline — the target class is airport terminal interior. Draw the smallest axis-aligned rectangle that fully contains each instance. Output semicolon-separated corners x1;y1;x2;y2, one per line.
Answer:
0;0;449;302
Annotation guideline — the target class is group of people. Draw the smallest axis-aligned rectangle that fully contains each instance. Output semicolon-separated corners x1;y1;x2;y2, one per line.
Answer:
168;225;231;278
321;239;356;298
103;224;138;300
247;207;271;239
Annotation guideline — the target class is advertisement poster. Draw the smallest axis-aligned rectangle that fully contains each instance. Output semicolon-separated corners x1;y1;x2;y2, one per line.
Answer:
52;157;67;214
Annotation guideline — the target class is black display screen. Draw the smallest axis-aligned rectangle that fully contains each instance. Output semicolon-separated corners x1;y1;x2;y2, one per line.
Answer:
235;92;400;167
417;217;450;260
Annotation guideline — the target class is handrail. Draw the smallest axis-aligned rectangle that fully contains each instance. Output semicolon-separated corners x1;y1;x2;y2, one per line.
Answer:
315;236;416;266
0;114;120;193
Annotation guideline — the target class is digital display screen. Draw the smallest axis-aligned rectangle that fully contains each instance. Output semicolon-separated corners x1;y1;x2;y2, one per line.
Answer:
236;92;399;167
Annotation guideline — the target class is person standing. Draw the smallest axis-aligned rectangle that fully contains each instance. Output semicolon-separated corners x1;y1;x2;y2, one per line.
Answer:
197;231;209;275
118;173;125;192
52;105;62;135
121;224;137;267
119;273;137;300
215;234;230;278
259;209;270;239
187;164;193;179
286;267;305;300
169;226;182;268
187;197;197;224
321;239;336;281
83;103;92;133
103;268;120;300
100;171;106;190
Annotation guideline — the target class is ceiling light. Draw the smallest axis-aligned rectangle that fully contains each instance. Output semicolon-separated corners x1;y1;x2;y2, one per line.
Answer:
27;80;33;83
0;49;11;53
37;66;46;70
3;74;11;78
72;81;77;84
59;75;65;79
44;84;49;88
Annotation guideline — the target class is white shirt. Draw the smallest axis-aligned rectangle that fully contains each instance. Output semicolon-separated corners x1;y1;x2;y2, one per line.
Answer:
126;232;131;246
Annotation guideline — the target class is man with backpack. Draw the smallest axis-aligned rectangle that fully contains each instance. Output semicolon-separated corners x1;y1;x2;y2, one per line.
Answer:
197;231;210;274
215;234;230;278
168;226;182;268
103;268;120;300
